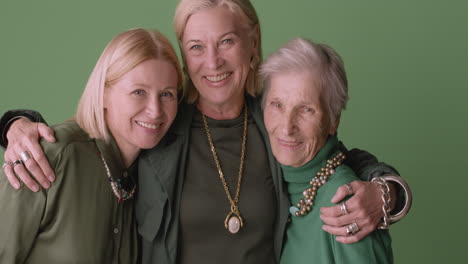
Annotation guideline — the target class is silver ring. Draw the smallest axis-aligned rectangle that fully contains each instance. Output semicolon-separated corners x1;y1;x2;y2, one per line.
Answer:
345;183;353;195
2;161;13;169
340;202;349;215
12;159;23;167
346;221;360;236
20;150;32;163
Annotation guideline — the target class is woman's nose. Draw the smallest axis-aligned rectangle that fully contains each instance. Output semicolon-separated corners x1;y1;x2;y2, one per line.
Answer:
206;46;224;70
281;111;297;135
146;98;163;118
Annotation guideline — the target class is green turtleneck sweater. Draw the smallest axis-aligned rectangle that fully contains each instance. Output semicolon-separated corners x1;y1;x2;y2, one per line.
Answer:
280;136;393;264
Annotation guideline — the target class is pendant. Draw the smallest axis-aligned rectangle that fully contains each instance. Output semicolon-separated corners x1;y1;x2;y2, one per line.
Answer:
224;211;244;234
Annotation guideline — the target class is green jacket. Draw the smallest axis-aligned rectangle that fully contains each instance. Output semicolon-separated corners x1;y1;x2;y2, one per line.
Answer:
0;121;138;264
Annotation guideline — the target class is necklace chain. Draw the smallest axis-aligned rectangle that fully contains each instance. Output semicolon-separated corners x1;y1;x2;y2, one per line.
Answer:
201;104;248;233
201;104;248;207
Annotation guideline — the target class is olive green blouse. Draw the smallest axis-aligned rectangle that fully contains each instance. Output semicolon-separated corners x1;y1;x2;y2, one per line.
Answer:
0;121;138;264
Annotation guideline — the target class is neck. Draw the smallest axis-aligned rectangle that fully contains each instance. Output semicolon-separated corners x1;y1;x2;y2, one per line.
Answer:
114;140;140;168
197;96;245;120
121;151;139;168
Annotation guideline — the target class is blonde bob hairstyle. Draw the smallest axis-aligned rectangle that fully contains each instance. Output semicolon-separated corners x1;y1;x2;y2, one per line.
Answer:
260;38;349;129
75;28;183;142
174;0;262;103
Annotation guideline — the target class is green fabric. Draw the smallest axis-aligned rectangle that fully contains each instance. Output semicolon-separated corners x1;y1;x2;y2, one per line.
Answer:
0;121;138;264
136;95;289;264
136;95;398;264
178;108;276;264
280;136;393;264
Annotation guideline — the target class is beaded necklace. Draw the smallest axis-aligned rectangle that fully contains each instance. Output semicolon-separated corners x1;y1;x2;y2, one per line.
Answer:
290;152;346;216
99;154;136;203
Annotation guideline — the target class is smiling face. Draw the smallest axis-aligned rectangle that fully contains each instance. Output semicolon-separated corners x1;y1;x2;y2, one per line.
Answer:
264;71;336;167
104;59;178;160
181;6;258;111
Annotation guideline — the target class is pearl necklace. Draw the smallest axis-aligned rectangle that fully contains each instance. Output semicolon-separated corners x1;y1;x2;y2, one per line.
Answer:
291;152;346;217
99;154;136;203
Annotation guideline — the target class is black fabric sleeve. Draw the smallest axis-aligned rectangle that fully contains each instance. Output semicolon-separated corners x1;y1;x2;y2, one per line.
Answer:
338;141;405;214
0;110;47;148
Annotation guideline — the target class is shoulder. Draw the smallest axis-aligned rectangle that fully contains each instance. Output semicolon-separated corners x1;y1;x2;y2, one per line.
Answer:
317;165;359;207
40;121;94;166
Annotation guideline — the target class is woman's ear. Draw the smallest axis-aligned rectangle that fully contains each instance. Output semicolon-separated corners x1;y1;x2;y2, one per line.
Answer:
328;115;341;135
251;24;260;52
103;88;109;110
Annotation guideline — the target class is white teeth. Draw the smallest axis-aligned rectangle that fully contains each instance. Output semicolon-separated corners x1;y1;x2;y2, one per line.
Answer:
136;121;161;129
205;73;230;82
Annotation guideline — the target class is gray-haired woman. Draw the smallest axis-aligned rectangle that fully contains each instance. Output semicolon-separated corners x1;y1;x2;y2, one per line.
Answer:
261;38;393;263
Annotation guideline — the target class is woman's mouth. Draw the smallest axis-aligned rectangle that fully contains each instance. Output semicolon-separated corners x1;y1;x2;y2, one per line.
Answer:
205;72;231;82
135;121;161;130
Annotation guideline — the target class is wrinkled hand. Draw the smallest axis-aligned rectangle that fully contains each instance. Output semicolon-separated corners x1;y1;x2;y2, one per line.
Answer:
3;118;55;191
320;181;396;244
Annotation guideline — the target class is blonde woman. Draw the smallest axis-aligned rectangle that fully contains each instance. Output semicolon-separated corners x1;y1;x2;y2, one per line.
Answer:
0;28;182;263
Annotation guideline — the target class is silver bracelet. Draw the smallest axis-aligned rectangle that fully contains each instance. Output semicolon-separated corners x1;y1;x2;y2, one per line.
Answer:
372;175;413;228
371;177;391;229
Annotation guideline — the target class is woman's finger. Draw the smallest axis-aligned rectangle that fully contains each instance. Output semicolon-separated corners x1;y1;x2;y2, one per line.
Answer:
37;123;56;143
26;139;55;183
331;181;357;203
3;163;20;189
13;162;39;192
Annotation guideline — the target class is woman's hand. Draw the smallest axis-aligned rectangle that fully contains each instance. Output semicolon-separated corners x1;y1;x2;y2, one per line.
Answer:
319;181;396;243
3;118;55;191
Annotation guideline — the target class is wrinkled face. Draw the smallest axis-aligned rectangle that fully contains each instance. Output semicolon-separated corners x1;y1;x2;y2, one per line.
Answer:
181;6;258;108
264;71;335;167
104;59;178;156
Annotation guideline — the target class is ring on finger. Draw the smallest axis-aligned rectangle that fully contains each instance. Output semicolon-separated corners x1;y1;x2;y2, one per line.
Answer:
346;221;360;236
12;159;23;167
340;202;349;215
2;161;13;169
345;183;353;195
20;150;32;163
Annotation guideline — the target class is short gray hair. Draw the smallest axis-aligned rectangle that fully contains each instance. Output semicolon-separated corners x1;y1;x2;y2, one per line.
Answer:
260;38;348;128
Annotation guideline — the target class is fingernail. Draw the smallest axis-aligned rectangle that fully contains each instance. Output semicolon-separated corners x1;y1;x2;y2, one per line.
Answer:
13;182;20;190
43;182;50;189
48;175;55;182
32;185;39;192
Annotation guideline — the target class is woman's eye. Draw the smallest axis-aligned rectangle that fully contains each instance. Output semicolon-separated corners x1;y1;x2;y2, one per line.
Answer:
303;107;315;113
160;91;174;98
190;44;202;50
270;101;281;108
132;89;145;96
221;38;234;45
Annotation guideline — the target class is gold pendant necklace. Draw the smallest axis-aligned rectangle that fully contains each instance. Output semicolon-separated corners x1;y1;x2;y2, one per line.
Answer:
201;104;248;234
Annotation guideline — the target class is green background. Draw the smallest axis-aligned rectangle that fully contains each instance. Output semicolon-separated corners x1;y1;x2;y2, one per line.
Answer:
1;0;467;262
